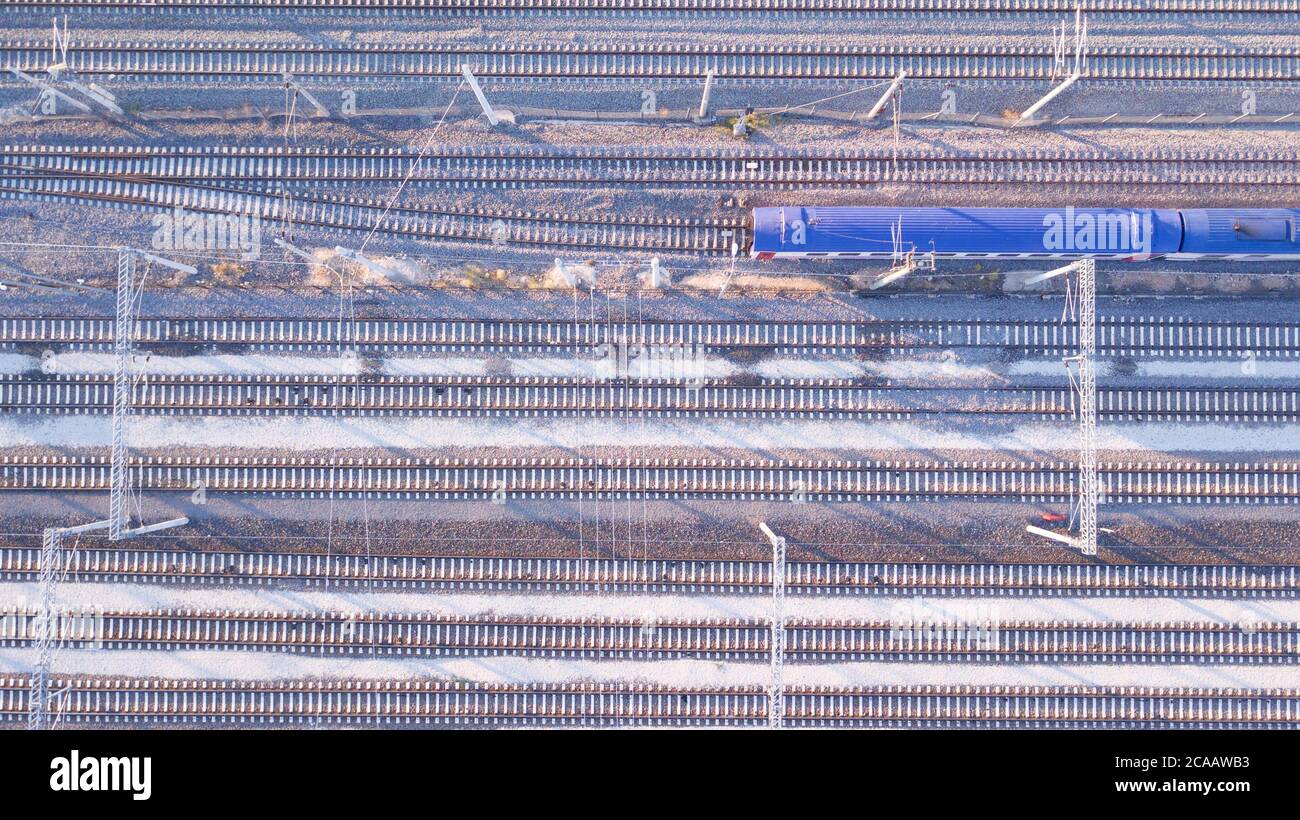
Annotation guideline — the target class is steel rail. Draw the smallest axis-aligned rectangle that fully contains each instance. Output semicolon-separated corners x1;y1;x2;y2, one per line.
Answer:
4;610;1298;662
4;316;1297;357
4;377;1300;422
0;676;1296;727
2;455;1298;503
1;41;1296;82
3;0;1297;14
3;147;1297;188
1;549;1295;595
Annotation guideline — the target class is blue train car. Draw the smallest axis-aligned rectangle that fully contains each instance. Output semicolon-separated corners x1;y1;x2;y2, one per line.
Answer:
1177;209;1300;259
750;206;1300;261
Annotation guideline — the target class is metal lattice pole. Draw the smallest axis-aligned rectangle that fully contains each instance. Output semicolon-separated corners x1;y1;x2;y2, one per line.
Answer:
109;250;135;541
768;530;786;729
28;527;61;730
1075;258;1098;556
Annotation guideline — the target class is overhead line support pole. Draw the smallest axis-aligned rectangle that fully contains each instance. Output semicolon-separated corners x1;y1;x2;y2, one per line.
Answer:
1074;258;1099;556
110;249;194;543
28;527;61;730
29;519;111;730
109;249;135;540
1024;258;1098;556
759;522;786;729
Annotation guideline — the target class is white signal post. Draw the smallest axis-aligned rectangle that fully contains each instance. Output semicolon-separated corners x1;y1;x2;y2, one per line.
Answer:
865;71;906;120
1024;524;1078;546
461;64;501;126
277;239;353;290
333;246;405;281
12;19;125;118
282;72;331;118
869;262;913;290
717;243;740;297
1023;261;1081;285
9;68;93;114
648;256;665;289
1018;73;1079;122
274;237;317;263
1019;8;1088;124
697;69;716;122
60;77;123;116
871;216;918;289
282;72;330;142
554;258;577;289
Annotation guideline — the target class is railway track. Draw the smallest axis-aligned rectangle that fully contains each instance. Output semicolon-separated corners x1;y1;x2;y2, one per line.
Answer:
0;166;748;252
3;0;1296;16
3;454;1299;503
1;41;1296;83
3;549;1295;596
5;316;1297;356
4;146;1298;188
6;376;1300;423
5;609;1299;663
1;677;1296;727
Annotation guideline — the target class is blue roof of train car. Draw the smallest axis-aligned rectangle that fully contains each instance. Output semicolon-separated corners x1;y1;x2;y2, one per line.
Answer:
751;207;1184;256
1178;209;1300;256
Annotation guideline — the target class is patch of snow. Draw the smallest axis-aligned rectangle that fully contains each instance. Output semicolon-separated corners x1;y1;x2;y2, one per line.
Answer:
42;352;362;377
6;583;1298;625
12;348;1295;383
1139;360;1300;380
0;353;35;374
1005;360;1077;377
1;649;1292;689
756;358;1006;381
19;351;740;381
3;415;1298;454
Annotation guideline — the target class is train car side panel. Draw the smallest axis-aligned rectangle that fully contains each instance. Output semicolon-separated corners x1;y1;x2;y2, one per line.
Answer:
1176;209;1300;258
750;206;1183;259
